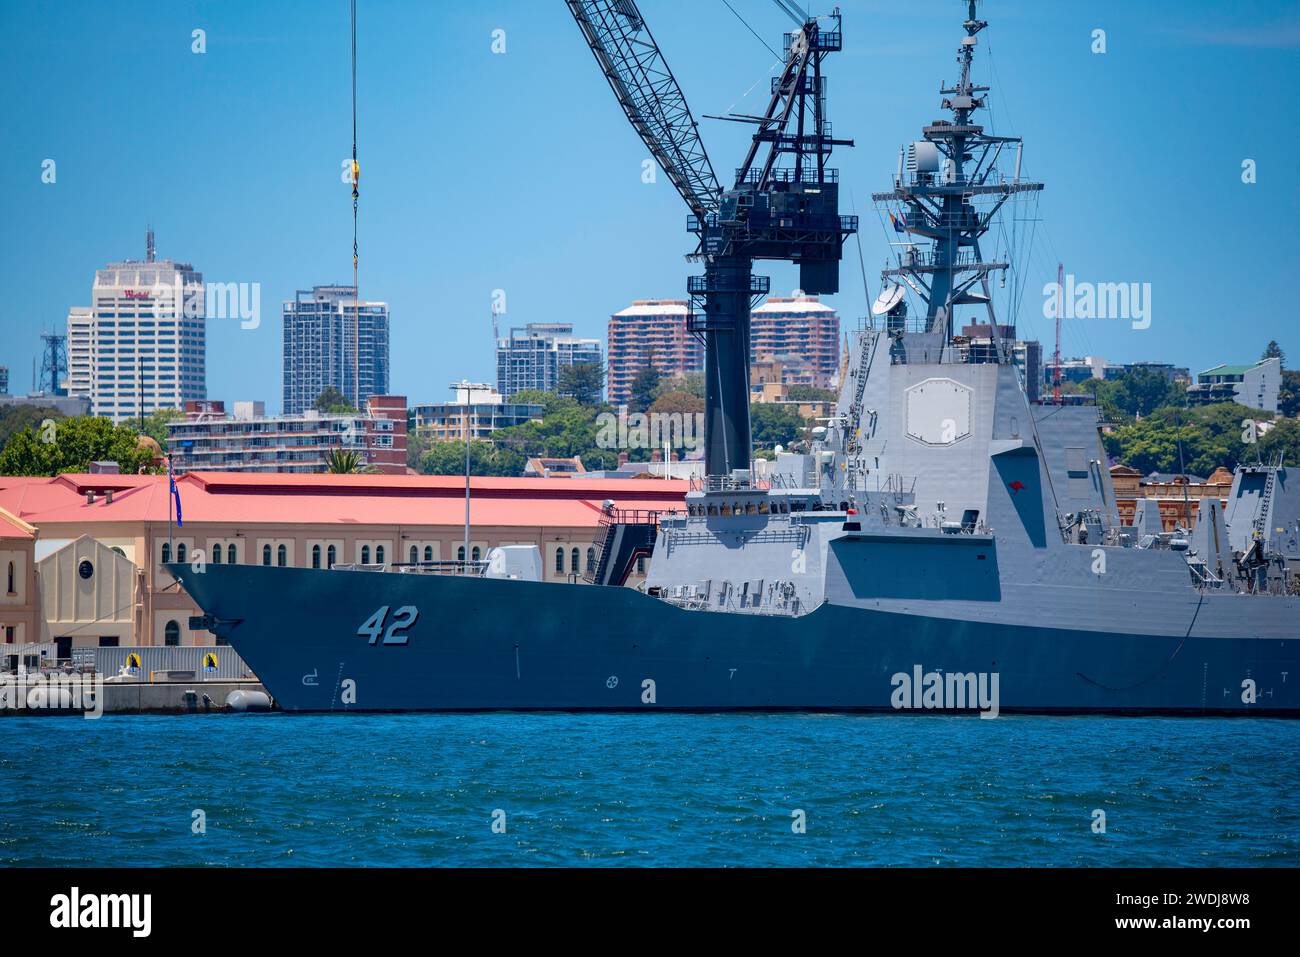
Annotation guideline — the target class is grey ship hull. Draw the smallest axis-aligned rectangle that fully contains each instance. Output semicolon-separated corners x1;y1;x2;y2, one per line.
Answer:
173;563;1300;715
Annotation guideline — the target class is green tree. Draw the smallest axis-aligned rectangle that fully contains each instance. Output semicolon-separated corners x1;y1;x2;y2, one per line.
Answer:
1257;416;1300;466
750;403;809;452
1279;369;1300;418
139;408;185;449
652;371;704;402
323;448;376;473
557;361;606;405
1091;368;1184;420
1262;340;1286;364
0;405;63;448
786;385;838;403
418;440;522;477
1103;402;1274;476
649;390;704;415
0;415;155;476
313;386;356;414
628;364;661;412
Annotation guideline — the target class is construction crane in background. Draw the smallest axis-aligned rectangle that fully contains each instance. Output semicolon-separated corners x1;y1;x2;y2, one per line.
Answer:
566;0;856;477
39;332;68;396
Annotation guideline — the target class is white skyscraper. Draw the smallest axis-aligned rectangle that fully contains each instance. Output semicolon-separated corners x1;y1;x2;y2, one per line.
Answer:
66;230;207;423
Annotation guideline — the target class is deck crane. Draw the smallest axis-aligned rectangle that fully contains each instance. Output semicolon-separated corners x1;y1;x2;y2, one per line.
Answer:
566;1;856;478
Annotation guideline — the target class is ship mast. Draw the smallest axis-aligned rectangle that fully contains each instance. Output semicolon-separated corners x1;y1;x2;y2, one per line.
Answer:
871;1;1042;357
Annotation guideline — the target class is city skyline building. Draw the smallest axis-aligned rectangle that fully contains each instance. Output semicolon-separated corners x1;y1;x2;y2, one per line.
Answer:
412;382;544;443
1188;358;1281;413
168;395;407;474
960;323;1044;403
496;323;602;399
606;299;702;406
282;285;390;415
749;295;839;389
65;231;207;424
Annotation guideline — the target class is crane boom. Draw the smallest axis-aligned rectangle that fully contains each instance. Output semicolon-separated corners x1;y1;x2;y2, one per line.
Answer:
566;0;720;220
569;1;855;477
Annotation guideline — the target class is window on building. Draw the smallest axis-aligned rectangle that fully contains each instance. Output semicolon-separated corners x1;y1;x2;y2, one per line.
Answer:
636;557;646;575
312;545;322;569
361;545;371;564
571;548;580;573
6;561;13;594
586;547;596;574
211;544;222;564
277;544;287;567
471;546;481;562
375;545;385;565
227;543;237;564
409;545;418;564
161;542;171;565
555;547;564;574
177;542;187;564
262;544;272;566
327;545;337;568
424;545;433;562
164;620;180;646
457;545;465;562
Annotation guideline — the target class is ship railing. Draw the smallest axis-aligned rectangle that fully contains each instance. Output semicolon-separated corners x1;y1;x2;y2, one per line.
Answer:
598;508;665;527
391;560;490;576
689;475;773;493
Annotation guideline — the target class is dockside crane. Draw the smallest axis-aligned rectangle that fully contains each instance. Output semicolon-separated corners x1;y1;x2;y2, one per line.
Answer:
566;1;856;479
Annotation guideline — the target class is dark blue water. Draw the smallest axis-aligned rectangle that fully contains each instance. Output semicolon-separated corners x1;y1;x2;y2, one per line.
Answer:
2;714;1297;867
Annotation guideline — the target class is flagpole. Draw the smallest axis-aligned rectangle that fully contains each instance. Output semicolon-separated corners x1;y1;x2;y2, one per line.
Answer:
167;453;174;551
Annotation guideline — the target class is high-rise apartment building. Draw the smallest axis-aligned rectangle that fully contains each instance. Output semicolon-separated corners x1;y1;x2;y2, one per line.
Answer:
749;295;839;389
65;231;207;423
282;285;390;415
168;395;408;474
606;299;702;406
496;323;602;398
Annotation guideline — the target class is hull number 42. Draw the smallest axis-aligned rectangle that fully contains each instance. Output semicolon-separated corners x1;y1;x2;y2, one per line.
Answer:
356;605;419;645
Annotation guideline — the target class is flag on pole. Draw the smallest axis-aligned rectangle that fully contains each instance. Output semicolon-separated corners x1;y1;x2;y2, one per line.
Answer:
168;458;183;527
890;209;908;233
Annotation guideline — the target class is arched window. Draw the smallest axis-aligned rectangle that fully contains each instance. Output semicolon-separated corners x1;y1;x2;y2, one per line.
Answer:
262;544;272;566
6;561;14;594
423;545;433;562
471;546;481;562
312;545;321;569
457;545;465;562
227;543;237;564
571;547;580;573
409;545;418;564
375;545;385;565
586;547;596;574
164;620;180;646
211;543;222;565
554;547;564;573
161;542;172;565
177;542;187;564
277;544;287;567
361;545;371;564
327;545;337;568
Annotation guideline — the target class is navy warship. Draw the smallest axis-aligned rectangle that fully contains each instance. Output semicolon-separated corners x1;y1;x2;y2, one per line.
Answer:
171;3;1300;714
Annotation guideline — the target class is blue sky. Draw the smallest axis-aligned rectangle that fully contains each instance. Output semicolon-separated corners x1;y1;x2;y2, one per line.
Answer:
2;0;1298;411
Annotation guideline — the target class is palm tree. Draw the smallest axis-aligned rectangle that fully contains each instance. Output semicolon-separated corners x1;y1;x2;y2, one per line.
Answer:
323;448;377;474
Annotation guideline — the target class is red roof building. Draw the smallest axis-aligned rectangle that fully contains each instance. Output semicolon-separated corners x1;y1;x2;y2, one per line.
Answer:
0;472;687;647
